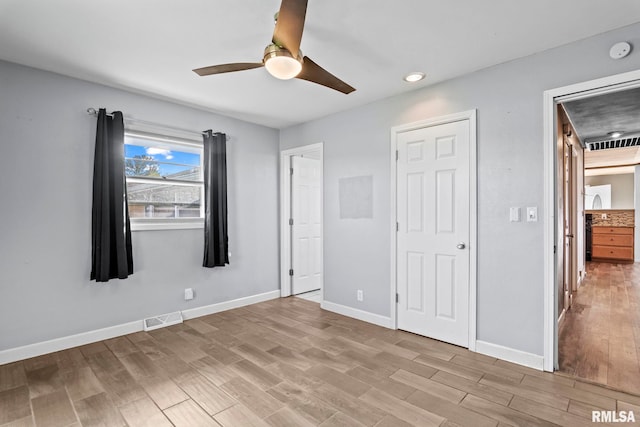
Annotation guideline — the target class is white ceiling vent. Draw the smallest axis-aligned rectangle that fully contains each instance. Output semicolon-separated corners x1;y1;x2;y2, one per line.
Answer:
143;311;183;331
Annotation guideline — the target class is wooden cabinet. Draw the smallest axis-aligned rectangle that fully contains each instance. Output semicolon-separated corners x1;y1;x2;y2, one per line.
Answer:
592;226;634;262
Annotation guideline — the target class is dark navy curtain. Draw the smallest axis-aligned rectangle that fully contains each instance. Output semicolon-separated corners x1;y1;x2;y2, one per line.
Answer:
202;130;229;267
90;109;133;281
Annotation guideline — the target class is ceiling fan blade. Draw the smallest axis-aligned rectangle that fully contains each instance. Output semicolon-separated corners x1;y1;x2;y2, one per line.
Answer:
296;56;355;94
193;62;263;76
272;0;308;58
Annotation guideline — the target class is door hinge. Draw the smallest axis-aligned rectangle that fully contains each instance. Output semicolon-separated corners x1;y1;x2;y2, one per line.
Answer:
396;222;399;232
554;245;557;254
396;150;399;161
290;167;294;175
289;269;294;276
289;218;293;226
396;293;399;303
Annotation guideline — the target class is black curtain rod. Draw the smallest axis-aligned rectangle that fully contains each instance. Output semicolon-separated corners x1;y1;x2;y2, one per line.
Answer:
86;108;223;138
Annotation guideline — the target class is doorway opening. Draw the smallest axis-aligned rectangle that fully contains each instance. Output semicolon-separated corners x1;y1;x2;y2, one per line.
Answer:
543;70;640;394
280;143;324;303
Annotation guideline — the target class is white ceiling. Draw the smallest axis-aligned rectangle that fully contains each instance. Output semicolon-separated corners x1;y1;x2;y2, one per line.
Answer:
585;146;640;169
1;1;639;129
585;165;636;176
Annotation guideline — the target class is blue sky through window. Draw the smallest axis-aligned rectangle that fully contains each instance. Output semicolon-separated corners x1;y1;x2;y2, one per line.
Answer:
125;144;201;178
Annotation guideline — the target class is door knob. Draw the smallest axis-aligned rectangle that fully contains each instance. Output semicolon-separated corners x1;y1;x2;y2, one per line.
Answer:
457;242;466;249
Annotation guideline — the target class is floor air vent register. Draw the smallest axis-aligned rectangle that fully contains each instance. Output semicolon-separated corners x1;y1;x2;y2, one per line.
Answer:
143;311;184;331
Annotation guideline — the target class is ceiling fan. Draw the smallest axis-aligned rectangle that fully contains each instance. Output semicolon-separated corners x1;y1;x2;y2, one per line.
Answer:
193;0;355;94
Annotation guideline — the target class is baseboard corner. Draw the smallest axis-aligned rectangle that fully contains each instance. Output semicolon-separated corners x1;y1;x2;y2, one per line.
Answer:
321;300;394;329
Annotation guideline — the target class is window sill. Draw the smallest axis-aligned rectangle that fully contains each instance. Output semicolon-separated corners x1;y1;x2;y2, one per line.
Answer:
131;218;204;231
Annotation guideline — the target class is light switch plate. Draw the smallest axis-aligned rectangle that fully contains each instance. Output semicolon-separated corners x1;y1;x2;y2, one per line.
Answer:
526;207;538;222
509;207;521;222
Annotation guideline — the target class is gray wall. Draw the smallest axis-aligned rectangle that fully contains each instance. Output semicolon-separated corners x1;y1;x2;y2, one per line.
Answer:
586;173;635;209
280;23;640;356
0;60;280;351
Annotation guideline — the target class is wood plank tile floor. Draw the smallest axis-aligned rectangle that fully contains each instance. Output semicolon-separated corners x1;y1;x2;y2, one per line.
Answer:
559;261;640;395
2;297;640;427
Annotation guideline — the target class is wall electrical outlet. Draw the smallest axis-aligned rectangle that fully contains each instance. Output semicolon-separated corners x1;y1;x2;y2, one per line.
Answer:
526;207;538;222
357;290;364;302
184;288;194;301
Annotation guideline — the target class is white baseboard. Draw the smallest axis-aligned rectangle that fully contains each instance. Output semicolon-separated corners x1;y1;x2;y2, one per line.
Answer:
0;321;142;366
0;289;280;366
475;340;544;371
321;301;394;329
181;290;280;320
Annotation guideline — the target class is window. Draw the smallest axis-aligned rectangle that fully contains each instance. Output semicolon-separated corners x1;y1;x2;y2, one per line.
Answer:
124;131;204;230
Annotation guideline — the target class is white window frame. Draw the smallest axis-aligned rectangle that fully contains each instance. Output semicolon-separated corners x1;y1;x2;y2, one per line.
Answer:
124;130;205;231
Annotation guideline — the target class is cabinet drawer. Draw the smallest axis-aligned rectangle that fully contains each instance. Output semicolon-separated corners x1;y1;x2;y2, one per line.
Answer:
592;227;633;235
592;245;633;260
592;234;633;247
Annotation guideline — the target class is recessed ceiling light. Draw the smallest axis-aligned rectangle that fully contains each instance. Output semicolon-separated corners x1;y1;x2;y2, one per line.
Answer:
403;72;425;83
608;131;624;138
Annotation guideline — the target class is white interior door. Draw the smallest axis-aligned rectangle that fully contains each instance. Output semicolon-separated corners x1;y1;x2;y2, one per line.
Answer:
291;156;322;295
396;119;470;347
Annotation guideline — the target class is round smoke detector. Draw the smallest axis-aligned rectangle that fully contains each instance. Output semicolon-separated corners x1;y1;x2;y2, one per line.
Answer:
609;42;631;59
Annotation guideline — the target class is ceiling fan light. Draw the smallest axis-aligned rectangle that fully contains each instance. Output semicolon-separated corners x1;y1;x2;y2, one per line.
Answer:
264;44;302;80
265;56;302;80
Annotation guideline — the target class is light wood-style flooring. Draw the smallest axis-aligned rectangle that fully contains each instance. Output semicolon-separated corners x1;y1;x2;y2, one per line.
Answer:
559;261;640;395
2;297;640;427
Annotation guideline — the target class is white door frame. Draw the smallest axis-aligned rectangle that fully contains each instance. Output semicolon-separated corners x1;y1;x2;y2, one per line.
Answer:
280;142;324;298
542;69;640;372
390;110;477;351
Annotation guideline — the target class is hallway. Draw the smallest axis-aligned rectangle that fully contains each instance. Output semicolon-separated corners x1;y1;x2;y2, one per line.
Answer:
559;261;640;394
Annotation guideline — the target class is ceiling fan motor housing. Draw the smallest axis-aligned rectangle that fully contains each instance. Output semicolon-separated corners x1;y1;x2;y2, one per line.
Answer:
263;44;303;79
